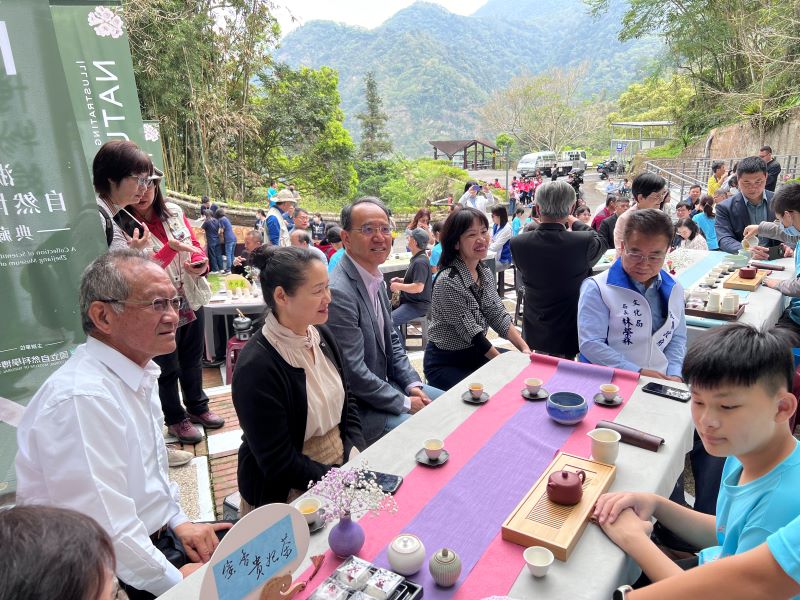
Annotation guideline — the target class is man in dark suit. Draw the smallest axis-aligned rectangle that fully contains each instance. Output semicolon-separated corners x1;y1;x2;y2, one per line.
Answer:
511;181;606;358
759;145;782;192
597;197;630;250
328;197;442;445
715;156;779;259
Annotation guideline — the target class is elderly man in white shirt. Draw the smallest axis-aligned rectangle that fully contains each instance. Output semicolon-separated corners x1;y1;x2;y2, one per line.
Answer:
15;250;231;599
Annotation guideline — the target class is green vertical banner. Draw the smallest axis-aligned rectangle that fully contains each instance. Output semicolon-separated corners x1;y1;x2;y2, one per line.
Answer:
50;0;146;175
0;0;108;498
142;119;166;172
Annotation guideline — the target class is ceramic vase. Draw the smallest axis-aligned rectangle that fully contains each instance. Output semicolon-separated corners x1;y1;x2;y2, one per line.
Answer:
328;513;365;558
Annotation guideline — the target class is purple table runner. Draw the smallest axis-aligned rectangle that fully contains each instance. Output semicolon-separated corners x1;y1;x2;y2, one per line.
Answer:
373;361;614;598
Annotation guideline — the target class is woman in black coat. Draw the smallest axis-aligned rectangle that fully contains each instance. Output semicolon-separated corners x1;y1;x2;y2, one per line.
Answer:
232;246;365;511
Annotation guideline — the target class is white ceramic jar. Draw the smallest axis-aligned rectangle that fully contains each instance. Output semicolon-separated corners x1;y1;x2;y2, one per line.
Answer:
387;533;426;576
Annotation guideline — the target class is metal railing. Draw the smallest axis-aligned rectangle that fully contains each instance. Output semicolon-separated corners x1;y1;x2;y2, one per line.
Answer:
647;155;799;186
645;154;800;202
643;162;704;202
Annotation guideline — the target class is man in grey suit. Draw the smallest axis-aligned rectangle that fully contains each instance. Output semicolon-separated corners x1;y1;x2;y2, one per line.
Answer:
328;197;443;445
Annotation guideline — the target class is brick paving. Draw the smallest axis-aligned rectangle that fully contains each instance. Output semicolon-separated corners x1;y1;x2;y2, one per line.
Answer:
209;450;239;518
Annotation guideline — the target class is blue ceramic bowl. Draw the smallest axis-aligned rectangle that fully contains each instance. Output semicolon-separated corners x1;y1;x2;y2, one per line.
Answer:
546;392;589;425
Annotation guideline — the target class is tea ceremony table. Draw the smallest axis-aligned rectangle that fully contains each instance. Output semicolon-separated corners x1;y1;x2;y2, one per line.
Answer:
160;352;696;599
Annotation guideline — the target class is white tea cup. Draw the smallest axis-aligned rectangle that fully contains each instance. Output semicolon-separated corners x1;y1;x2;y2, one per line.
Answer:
424;438;444;461
524;546;554;577
525;378;543;395
295;496;321;525
468;382;484;399
588;428;621;465
599;383;619;401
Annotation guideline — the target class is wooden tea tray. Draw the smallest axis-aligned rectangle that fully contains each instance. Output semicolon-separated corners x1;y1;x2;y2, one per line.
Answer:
723;268;770;291
685;303;745;321
501;452;615;561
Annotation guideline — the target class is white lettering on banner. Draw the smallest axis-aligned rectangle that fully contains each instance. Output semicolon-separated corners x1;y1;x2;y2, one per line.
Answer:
0;164;13;187
92;60;118;81
15;225;32;241
0;22;16;76
92;61;127;139
0;162;71;247
98;84;122;107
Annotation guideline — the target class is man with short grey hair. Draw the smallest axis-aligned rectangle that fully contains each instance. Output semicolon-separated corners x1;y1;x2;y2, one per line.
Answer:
511;180;605;357
16;250;231;598
232;229;264;276
328;198;442;445
290;228;329;265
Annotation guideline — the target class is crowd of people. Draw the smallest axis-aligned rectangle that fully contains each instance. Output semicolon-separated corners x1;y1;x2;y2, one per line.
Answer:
5;138;800;599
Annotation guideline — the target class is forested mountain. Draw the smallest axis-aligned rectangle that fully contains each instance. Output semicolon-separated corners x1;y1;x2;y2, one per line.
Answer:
275;0;661;156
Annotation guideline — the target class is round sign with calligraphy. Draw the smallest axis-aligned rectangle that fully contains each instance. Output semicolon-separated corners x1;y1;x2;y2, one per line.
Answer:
200;503;310;600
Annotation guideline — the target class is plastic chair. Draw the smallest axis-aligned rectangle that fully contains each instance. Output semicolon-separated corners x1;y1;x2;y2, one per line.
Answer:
401;317;429;350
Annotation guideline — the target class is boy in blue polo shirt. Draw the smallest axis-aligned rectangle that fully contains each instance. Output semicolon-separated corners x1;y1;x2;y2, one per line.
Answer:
594;323;800;586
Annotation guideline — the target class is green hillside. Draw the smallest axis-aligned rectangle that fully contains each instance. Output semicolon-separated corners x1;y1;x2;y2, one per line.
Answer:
275;0;661;156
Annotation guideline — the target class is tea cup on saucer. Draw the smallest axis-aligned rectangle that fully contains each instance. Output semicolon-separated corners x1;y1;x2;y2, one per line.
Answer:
424;438;444;461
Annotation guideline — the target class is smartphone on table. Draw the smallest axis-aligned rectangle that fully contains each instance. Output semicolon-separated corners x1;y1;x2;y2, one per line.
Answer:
641;382;691;403
362;470;403;494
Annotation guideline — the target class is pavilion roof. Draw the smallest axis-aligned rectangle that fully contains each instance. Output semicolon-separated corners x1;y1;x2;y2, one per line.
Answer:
428;138;500;156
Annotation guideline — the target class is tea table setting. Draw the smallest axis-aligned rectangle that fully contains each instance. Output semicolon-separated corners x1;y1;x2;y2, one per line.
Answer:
159;352;696;599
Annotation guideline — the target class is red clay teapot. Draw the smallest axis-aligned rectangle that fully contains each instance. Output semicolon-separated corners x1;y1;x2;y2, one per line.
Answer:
546;469;586;505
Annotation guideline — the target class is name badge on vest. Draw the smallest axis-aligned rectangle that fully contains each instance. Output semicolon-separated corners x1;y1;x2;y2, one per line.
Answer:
166;214;191;242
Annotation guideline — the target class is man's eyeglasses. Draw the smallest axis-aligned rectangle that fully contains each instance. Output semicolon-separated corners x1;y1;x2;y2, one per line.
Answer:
101;296;182;312
351;224;393;236
624;250;666;264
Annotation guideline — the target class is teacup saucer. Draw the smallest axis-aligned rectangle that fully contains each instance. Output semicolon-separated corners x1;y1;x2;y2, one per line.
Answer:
593;392;623;407
462;391;489;405
415;448;450;467
521;388;549;401
308;509;327;534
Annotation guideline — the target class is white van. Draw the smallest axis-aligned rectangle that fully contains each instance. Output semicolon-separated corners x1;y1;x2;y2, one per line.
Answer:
517;151;558;177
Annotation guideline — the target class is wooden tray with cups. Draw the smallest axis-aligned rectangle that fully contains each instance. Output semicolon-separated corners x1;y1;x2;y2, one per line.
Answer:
685;286;745;321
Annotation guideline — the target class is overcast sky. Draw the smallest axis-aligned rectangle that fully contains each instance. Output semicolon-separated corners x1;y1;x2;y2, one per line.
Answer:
275;0;487;35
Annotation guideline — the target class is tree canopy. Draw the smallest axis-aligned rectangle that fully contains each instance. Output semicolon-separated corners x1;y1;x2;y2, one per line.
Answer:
586;0;800;139
123;0;356;201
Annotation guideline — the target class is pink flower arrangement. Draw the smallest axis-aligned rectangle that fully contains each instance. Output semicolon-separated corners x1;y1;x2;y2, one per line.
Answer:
309;466;398;522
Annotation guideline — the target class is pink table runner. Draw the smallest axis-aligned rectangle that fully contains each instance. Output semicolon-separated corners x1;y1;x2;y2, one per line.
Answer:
297;356;639;599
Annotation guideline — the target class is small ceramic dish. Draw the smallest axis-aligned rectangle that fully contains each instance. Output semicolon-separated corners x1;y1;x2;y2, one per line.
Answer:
461;391;489;405
521;388;549;401
415;448;450;467
593;392;623;407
